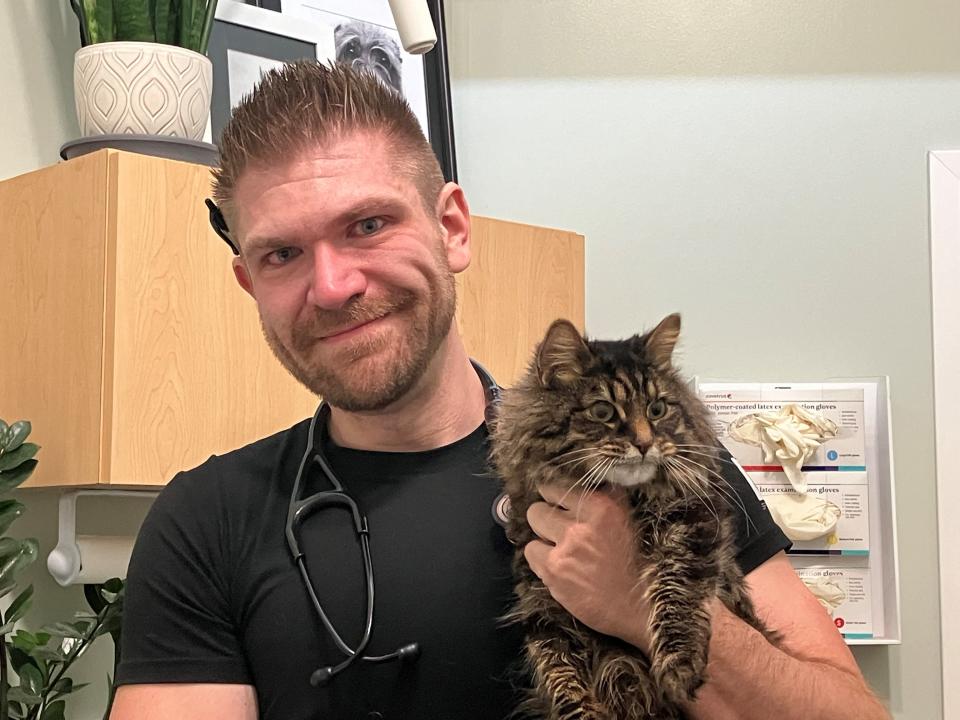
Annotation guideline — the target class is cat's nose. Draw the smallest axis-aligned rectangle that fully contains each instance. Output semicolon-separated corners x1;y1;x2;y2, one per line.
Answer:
631;419;654;453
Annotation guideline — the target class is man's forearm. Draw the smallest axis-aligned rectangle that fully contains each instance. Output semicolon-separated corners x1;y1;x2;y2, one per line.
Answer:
685;602;889;720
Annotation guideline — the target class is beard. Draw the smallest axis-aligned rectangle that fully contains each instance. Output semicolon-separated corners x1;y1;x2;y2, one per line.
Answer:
260;257;457;412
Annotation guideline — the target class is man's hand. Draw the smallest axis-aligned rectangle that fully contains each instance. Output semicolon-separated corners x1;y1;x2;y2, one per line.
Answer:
524;484;653;651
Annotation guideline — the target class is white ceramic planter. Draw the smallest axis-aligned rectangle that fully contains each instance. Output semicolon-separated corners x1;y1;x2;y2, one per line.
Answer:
74;41;212;140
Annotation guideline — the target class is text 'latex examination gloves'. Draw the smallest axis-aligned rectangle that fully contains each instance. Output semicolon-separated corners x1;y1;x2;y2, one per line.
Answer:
801;576;847;613
764;493;842;542
728;404;838;493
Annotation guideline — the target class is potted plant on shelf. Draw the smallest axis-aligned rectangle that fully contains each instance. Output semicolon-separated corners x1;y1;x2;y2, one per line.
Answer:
67;0;219;145
0;420;125;720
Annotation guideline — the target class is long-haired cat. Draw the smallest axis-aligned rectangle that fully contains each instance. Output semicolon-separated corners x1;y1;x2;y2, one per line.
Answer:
490;314;774;720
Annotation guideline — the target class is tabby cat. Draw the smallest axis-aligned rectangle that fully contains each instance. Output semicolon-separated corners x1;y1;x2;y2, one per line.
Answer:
490;313;774;720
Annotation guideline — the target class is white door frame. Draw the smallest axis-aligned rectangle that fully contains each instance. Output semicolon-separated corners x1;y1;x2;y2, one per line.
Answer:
930;150;960;717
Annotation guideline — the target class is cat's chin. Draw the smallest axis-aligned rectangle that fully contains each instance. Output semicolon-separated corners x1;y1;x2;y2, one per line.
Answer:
605;460;659;487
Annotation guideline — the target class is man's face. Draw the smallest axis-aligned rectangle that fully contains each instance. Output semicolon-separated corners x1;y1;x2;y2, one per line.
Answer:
230;132;466;412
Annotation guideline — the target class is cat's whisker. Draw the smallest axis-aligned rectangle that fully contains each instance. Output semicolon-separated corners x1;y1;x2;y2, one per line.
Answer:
577;459;613;519
671;448;738;465
666;459;720;528
666;460;723;541
554;451;608;469
555;458;608;508
671;455;759;535
670;455;738;512
547;446;606;464
576;458;613;521
562;457;611;510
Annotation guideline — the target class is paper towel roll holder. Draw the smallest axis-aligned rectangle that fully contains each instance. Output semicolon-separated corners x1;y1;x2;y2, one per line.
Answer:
47;490;158;587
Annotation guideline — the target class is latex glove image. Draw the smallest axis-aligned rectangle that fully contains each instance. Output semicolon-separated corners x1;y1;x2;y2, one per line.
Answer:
765;493;842;542
728;404;838;492
801;576;847;614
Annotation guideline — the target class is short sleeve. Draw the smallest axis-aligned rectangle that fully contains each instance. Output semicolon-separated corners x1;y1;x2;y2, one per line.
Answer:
115;466;252;686
717;449;792;575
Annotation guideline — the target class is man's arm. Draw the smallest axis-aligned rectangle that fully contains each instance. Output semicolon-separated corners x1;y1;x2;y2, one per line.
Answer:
525;487;889;720
111;684;257;720
680;553;887;720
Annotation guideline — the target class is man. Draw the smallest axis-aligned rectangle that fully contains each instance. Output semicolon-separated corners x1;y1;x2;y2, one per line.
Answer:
112;62;888;719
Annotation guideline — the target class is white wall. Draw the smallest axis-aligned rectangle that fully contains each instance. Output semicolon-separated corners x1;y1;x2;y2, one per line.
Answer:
448;2;953;718
1;0;951;718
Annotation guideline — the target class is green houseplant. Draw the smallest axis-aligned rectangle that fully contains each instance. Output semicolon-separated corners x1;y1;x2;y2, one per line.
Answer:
68;1;218;52
67;0;220;142
0;421;125;720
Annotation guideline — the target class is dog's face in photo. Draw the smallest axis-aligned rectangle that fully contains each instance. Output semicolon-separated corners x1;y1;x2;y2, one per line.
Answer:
335;21;403;95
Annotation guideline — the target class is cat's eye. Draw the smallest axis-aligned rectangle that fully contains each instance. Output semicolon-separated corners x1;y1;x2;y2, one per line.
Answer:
586;401;616;423
647;399;667;421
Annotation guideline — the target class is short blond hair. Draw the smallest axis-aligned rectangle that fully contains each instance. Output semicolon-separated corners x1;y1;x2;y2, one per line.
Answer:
211;61;444;235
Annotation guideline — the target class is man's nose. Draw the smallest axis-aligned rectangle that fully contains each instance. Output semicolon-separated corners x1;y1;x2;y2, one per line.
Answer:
305;244;367;310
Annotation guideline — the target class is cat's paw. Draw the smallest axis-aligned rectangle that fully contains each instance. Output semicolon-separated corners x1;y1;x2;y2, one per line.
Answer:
651;653;706;705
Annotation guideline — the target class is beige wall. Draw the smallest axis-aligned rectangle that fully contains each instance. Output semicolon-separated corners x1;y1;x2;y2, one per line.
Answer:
448;1;955;718
1;0;951;718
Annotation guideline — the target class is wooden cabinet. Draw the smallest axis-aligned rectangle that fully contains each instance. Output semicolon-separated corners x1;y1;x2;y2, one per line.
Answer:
1;150;583;487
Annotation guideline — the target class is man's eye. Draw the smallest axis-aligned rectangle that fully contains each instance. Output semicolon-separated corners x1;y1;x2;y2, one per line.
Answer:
355;217;385;235
265;247;301;265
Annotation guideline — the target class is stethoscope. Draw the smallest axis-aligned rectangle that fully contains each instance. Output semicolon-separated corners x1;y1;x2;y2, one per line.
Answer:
285;359;501;687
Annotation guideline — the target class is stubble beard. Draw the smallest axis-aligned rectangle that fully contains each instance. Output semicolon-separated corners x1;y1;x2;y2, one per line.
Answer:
261;266;457;412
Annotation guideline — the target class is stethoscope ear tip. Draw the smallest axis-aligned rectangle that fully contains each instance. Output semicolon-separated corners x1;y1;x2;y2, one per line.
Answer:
397;642;420;662
310;667;334;687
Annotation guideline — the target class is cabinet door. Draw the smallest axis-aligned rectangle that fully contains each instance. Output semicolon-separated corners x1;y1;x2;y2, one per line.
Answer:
457;217;585;387
0;153;109;488
106;152;318;486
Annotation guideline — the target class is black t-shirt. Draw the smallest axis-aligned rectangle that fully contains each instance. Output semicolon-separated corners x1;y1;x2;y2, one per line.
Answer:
116;419;789;719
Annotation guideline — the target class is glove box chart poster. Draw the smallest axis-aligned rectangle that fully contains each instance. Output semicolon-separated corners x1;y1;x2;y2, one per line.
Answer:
697;379;901;644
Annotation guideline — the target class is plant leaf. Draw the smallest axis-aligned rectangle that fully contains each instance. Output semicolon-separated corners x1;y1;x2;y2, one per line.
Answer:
49;676;87;701
6;687;41;706
115;0;156;42
0;499;26;535
0;443;38;472
18;662;43;696
0;459;38;493
29;646;67;664
11;631;37;651
0;539;39;600
7;644;36;676
43;622;89;640
101;577;124;596
4;422;31;452
40;699;66;720
4;584;33;625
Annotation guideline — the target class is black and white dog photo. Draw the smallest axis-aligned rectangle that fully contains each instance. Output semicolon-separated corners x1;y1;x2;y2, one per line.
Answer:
335;20;403;95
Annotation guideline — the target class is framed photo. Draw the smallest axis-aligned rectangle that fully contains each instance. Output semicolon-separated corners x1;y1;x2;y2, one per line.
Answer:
208;1;335;144
279;0;457;181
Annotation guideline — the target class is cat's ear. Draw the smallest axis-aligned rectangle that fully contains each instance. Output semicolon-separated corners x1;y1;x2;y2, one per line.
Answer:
537;319;590;387
641;313;681;369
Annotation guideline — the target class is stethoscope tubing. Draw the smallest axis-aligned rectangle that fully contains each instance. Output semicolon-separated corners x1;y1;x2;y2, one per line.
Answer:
286;359;499;683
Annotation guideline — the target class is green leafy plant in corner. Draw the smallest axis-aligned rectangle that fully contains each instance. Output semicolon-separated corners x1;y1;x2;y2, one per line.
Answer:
0;421;125;720
67;0;220;54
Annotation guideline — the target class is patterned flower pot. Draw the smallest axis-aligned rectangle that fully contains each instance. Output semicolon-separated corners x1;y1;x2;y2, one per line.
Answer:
73;41;212;140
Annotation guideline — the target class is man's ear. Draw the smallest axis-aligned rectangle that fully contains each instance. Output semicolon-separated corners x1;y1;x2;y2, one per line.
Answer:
435;182;471;273
537;319;590;387
232;257;255;299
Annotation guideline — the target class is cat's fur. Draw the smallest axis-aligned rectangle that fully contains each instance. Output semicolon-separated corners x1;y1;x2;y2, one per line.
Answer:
489;314;775;720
